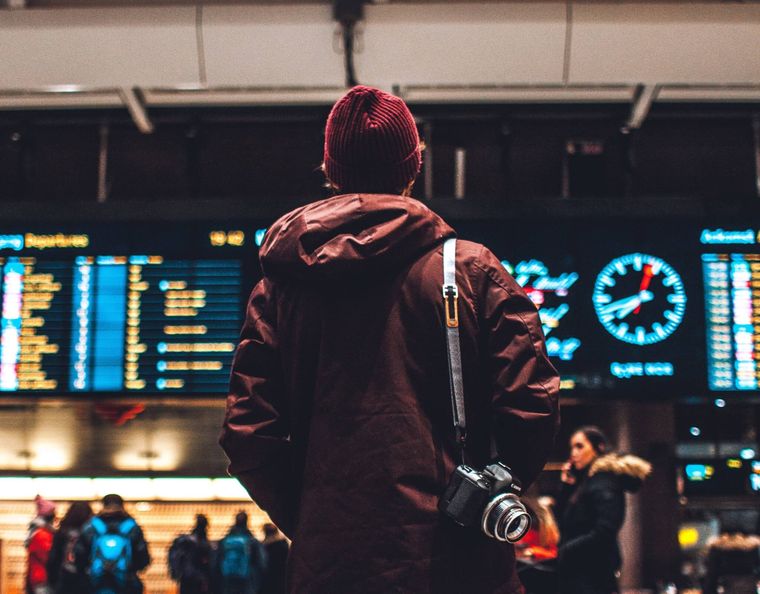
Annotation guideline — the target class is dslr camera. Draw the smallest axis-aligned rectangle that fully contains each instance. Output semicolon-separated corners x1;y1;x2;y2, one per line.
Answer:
438;461;531;543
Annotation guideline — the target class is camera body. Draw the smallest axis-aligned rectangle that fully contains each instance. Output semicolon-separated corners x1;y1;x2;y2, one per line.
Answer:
438;462;530;542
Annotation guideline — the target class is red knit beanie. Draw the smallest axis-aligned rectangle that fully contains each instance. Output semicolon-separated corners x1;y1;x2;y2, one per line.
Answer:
324;85;422;194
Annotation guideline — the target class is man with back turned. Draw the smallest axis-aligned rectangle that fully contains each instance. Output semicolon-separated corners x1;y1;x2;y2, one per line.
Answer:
220;85;559;594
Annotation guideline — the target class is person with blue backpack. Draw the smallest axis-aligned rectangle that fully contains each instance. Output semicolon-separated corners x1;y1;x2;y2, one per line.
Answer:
75;494;151;594
216;512;267;594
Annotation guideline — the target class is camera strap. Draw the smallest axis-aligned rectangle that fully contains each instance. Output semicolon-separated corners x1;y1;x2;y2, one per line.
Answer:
442;237;467;462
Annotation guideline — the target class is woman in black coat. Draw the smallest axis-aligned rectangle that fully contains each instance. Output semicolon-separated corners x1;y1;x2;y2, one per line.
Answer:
46;501;93;594
555;426;651;594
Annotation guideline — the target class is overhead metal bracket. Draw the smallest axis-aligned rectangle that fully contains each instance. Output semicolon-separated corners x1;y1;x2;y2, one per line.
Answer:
119;87;154;134
626;84;659;130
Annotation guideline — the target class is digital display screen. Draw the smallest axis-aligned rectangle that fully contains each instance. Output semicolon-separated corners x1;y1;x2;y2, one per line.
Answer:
1;220;759;397
703;253;760;390
0;228;253;394
456;220;705;395
681;458;760;497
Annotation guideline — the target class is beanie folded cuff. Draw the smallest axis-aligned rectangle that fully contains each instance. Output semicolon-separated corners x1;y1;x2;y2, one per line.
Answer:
324;147;421;193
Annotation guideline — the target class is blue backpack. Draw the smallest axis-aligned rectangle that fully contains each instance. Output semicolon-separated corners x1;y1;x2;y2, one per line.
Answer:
220;534;251;580
89;517;136;592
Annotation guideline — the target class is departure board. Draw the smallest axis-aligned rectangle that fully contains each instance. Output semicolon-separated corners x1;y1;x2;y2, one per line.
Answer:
703;253;760;390
0;228;251;395
2;219;760;399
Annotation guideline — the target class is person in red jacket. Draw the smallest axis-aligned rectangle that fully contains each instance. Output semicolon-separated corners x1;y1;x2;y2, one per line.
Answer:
25;495;56;594
220;85;560;594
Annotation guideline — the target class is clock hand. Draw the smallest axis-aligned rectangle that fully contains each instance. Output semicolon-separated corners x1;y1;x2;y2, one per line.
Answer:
633;264;654;315
600;291;654;318
600;294;643;316
616;290;654;319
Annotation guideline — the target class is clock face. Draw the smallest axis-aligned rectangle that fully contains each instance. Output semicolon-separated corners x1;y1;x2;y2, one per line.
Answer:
593;253;687;345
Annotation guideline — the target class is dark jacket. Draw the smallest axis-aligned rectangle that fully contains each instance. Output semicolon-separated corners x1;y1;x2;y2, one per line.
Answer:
220;193;560;594
47;525;90;594
261;538;289;594
703;534;760;594
556;454;651;594
169;529;214;594
217;527;268;594
74;509;151;594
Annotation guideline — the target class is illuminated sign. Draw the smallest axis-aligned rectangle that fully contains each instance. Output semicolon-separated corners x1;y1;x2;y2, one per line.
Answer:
254;228;268;247
610;361;674;379
751;462;760;493
502;259;581;361
685;464;714;481
0;235;23;251
209;230;245;247
704;253;760;390
0;228;244;394
700;229;756;245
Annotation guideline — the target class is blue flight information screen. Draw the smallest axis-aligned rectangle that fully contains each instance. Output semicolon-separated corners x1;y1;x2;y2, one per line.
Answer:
1;220;758;398
0;228;251;394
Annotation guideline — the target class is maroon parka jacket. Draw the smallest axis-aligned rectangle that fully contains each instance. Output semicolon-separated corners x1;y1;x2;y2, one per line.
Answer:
220;193;560;594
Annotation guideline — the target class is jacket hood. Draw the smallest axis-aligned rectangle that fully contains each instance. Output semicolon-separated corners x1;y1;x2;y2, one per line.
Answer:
589;453;652;492
259;194;455;281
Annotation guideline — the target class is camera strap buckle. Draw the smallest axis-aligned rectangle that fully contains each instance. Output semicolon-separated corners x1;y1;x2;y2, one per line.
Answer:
443;284;459;328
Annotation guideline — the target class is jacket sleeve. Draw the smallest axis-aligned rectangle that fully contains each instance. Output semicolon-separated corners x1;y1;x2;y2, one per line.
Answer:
475;247;560;488
219;278;294;535
558;479;625;565
130;523;151;572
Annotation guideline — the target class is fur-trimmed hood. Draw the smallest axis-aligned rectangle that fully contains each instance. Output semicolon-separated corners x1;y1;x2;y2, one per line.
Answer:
588;453;652;493
708;533;760;552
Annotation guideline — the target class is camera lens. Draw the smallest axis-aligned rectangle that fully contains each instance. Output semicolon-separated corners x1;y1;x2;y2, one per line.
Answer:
481;493;531;543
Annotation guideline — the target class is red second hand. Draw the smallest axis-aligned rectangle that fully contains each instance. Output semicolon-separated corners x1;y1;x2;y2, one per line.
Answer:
633;264;653;315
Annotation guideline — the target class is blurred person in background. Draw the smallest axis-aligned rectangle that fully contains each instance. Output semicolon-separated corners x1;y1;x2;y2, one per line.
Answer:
219;84;559;594
555;426;651;594
516;494;559;594
703;533;760;594
216;511;267;594
260;523;288;594
47;501;93;594
25;495;56;594
168;514;215;594
75;493;151;594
